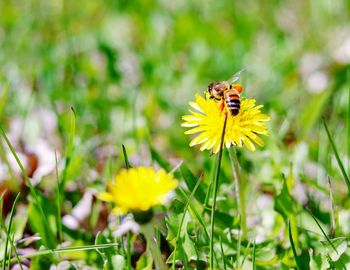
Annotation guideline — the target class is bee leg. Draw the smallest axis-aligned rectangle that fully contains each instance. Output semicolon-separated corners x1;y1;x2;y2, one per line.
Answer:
218;100;226;115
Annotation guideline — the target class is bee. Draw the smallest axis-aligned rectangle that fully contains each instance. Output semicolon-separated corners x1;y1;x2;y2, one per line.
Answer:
207;69;245;116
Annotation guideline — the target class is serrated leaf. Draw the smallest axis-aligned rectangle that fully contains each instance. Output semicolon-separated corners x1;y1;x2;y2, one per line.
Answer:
166;211;196;264
274;178;294;220
332;252;350;269
321;237;348;261
309;254;330;270
95;232;116;269
255;246;279;266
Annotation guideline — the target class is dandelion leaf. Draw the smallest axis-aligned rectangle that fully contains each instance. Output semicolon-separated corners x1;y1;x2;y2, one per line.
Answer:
274;177;294;221
95;232;116;269
180;163;207;204
320;237;348;262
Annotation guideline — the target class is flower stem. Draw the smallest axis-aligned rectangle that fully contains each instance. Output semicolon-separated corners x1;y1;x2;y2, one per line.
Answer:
142;224;167;270
209;113;228;270
122;144;132;270
228;147;247;239
126;232;131;270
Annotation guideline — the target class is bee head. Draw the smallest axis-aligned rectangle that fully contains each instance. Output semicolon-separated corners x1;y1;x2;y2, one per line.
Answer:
232;84;243;94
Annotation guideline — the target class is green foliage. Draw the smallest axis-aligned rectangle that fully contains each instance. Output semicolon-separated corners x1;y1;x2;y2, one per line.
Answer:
28;195;58;249
0;0;350;269
180;164;207;204
274;176;294;221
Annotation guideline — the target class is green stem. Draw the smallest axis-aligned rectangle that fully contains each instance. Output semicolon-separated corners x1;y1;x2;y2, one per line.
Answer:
126;232;131;270
228;147;247;239
209;114;228;270
142;224;167;270
121;144;132;270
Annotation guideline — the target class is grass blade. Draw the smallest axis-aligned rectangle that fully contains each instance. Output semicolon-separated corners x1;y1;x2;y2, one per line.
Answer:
347;68;350;174
0;141;18;190
122;144;131;169
323;119;350;195
306;209;346;270
55;151;63;243
327;176;336;237
2;193;20;270
210;113;228;270
1;225;24;270
0;126;57;248
306;209;337;253
0;80;9;119
0;192;4;269
180;164;207;204
1;243;120;264
121;144;132;270
288;220;301;270
1;193;23;270
61;107;76;190
177;186;210;241
172;177;202;269
252;240;256;270
219;236;227;270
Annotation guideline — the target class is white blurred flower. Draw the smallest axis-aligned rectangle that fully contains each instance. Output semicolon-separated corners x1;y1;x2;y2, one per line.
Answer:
306;71;329;93
114;217;140;237
299;53;329;93
333;36;350;64
62;190;96;230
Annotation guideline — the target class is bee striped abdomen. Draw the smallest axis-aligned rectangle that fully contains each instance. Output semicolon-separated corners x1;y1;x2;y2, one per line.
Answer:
224;91;240;116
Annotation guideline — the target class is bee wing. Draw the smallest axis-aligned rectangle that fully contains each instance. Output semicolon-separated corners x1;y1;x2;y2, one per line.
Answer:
228;68;246;83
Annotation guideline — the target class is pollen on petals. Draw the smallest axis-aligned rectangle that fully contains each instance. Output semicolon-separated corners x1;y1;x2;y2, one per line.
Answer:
182;94;270;153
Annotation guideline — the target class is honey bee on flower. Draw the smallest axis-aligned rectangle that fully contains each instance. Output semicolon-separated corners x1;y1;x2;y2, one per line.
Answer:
182;71;270;153
207;69;245;116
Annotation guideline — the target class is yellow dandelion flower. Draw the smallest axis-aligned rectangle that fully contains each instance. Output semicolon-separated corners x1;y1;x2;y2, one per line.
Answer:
182;94;270;153
99;167;178;215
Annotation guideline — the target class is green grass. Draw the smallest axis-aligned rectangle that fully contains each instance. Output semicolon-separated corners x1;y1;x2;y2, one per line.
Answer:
1;0;350;269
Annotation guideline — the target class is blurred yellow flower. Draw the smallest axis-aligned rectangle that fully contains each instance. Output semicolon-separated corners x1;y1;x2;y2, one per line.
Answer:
182;94;270;153
99;167;178;215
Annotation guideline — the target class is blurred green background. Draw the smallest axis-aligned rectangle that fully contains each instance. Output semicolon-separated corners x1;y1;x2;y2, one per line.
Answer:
1;0;350;266
1;0;349;177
